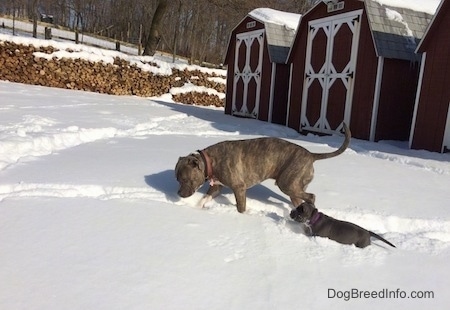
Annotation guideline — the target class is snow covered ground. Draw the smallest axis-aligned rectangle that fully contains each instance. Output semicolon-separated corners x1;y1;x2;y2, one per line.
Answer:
1;80;449;309
0;16;140;55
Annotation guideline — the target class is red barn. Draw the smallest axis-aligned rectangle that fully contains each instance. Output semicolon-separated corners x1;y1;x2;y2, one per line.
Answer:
287;0;436;141
410;0;450;153
224;8;301;125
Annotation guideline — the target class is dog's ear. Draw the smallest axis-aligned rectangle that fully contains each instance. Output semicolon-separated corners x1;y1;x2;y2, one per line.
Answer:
175;157;184;175
305;203;317;216
188;157;200;169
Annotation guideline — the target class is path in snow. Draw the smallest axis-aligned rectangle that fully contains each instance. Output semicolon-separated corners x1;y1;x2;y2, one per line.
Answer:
1;81;450;263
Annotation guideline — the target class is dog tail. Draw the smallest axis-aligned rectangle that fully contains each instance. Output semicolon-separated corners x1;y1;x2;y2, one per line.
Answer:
312;123;351;160
369;231;396;248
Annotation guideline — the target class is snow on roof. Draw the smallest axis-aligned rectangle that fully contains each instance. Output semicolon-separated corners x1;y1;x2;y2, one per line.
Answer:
365;0;435;61
246;8;301;63
385;7;414;37
372;0;441;15
248;8;301;31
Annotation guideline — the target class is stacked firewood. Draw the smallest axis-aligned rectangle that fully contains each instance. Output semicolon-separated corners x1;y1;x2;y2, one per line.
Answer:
173;69;226;93
0;41;225;107
172;92;224;107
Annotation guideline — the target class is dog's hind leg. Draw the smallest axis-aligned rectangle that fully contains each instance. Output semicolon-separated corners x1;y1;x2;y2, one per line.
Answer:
278;180;315;207
289;192;316;208
277;164;315;207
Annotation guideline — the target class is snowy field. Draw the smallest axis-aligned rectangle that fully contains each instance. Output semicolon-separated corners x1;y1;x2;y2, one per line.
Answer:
1;80;449;310
0;16;140;55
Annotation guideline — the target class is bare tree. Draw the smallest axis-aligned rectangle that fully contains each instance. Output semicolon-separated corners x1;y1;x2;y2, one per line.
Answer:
0;0;312;64
143;0;169;56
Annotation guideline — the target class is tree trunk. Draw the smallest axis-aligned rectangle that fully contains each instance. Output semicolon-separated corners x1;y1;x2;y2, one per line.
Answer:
172;0;183;63
32;0;38;38
143;0;169;56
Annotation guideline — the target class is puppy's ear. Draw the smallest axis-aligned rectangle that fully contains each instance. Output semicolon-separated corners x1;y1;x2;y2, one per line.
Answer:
304;201;315;208
299;202;314;216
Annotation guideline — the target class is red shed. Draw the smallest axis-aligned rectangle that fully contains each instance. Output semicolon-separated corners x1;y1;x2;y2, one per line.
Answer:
410;0;450;153
287;0;436;141
224;8;301;125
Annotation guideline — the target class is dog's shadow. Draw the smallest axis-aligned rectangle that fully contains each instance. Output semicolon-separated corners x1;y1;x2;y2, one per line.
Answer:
208;184;291;213
144;170;293;216
144;170;180;203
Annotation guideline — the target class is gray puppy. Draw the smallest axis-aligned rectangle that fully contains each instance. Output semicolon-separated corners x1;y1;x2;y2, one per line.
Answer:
175;124;351;213
290;202;396;248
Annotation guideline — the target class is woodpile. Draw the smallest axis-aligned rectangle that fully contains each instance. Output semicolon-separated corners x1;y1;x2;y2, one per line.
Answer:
0;41;225;107
172;92;224;107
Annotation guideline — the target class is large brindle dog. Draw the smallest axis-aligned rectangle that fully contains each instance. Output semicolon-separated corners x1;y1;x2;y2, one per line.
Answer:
290;202;396;248
175;124;350;213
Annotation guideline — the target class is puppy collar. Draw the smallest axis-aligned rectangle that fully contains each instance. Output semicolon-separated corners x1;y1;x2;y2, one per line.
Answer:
198;149;214;182
309;210;322;226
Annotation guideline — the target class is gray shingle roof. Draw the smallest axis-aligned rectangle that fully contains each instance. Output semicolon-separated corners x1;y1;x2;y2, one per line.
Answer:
264;22;297;63
364;0;434;61
248;9;300;63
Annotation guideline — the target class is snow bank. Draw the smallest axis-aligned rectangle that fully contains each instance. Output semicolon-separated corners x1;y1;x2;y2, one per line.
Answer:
170;83;226;100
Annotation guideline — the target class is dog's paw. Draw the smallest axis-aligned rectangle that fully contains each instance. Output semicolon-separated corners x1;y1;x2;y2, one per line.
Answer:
198;194;213;208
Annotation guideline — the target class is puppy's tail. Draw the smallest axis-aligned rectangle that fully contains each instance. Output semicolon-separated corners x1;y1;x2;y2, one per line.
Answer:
312;123;351;160
370;231;396;248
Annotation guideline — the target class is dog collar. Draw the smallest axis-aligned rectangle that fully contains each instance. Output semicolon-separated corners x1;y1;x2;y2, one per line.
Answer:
309;211;322;226
198;149;214;182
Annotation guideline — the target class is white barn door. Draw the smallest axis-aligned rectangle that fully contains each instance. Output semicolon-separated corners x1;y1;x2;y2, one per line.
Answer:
232;29;264;118
301;10;362;134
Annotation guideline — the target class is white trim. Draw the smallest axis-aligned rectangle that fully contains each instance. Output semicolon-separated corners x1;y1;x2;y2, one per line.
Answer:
443;102;450;153
255;31;264;117
268;62;276;122
416;0;444;53
307;9;363;25
370;56;384;142
286;63;294;126
231;36;241;115
409;52;427;149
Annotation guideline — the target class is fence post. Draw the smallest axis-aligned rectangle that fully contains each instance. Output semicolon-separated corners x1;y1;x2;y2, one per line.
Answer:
44;27;52;40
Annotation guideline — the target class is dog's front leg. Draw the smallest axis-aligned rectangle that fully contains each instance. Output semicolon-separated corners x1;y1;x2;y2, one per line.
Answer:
233;187;247;213
199;184;223;208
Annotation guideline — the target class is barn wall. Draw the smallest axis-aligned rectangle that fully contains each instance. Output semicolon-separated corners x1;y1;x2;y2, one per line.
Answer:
271;64;291;125
287;23;307;130
350;8;378;140
375;59;419;141
225;64;233;115
412;6;450;152
257;36;273;121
